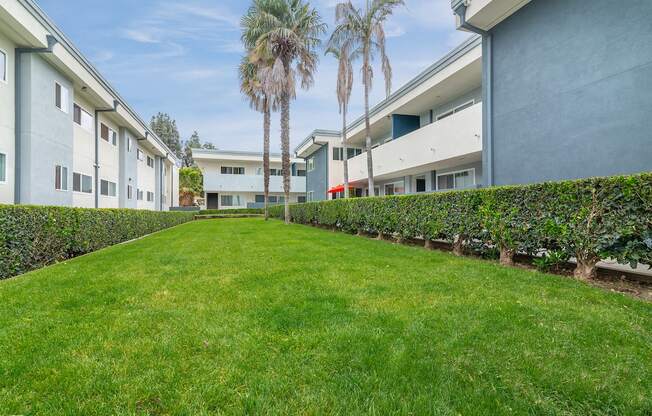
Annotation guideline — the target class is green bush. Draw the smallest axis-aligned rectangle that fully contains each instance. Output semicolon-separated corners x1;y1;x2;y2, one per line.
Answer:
0;206;194;279
269;174;652;279
199;208;264;215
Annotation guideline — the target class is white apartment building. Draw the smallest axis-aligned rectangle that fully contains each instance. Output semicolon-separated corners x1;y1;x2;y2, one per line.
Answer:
193;149;306;210
0;0;179;211
298;36;483;200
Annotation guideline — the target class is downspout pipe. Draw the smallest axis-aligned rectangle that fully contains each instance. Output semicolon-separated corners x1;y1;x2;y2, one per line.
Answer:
94;100;119;208
14;35;58;204
454;4;494;187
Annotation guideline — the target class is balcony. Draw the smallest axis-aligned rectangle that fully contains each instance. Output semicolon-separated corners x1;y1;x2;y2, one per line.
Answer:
347;102;482;183
203;174;306;194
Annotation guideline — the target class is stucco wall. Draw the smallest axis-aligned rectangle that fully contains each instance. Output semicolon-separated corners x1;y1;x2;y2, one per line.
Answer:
20;53;73;207
491;0;652;185
0;31;15;204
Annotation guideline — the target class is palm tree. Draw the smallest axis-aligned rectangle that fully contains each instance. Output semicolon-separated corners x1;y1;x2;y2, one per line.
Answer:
328;0;403;195
242;0;326;224
326;42;356;198
238;54;277;220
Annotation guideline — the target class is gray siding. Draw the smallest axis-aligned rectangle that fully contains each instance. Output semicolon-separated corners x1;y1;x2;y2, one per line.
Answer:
19;54;73;206
305;144;328;201
491;0;652;185
119;127;138;209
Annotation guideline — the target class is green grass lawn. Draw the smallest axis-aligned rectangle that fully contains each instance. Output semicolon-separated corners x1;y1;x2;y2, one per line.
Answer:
1;219;650;415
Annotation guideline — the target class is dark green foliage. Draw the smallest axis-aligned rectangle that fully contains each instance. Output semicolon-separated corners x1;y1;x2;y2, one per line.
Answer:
199;208;264;215
0;205;193;279
270;173;652;270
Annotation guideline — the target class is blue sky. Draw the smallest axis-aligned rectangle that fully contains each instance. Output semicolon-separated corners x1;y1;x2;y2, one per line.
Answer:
37;0;470;152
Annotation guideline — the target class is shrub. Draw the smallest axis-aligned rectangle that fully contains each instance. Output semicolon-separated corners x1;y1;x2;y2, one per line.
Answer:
269;174;652;280
198;208;264;215
0;206;194;279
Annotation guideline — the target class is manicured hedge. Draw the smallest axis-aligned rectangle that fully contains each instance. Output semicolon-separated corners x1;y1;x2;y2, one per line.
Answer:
199;208;264;215
0;206;194;279
269;174;652;279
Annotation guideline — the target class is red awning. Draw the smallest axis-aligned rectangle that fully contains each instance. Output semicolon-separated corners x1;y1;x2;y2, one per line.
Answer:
328;185;355;194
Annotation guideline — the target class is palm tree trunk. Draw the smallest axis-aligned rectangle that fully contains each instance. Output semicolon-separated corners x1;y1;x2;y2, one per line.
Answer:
281;92;291;224
363;53;374;195
263;99;271;220
342;106;349;198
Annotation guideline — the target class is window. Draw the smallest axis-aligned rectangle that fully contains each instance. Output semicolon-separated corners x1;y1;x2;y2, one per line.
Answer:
137;149;145;161
270;168;283;176
147;191;154;202
365;187;380;197
55;165;68;191
436;100;475;121
147;156;154;168
298;196;306;203
100;179;117;197
73;104;93;131
0;49;7;83
268;196;278;203
127;138;132;152
347;148;363;159
255;195;265;203
307;158;315;172
221;195;242;207
0;153;5;183
221;167;244;175
437;169;476;191
127;185;133;200
416;176;426;193
137;189;144;201
55;82;69;113
307;191;314;202
333;147;343;161
100;123;117;146
296;169;306;177
384;181;405;196
73;172;93;193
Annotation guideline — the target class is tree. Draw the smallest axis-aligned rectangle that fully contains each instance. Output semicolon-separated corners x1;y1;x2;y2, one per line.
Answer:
326;41;356;198
328;0;403;194
242;0;326;224
238;54;277;220
150;112;182;159
182;131;202;167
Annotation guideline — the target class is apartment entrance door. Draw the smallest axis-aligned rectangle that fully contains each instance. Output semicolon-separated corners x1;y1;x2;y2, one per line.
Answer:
207;193;219;209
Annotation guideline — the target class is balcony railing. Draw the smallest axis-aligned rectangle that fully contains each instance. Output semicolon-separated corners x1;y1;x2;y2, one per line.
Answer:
203;174;306;194
347;102;482;183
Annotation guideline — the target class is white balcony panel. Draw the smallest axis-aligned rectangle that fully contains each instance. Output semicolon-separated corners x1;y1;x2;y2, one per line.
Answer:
348;102;482;183
203;174;306;194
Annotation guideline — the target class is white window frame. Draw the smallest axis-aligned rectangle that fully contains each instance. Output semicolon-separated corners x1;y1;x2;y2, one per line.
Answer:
147;156;155;168
73;172;93;194
436;100;475;122
0;153;6;183
100;123;118;146
436;168;476;191
307;191;314;202
55;82;69;114
415;175;427;193
73;103;94;132
147;191;154;202
0;48;7;84
100;179;117;197
307;158;315;172
137;149;145;161
127;137;133;152
55;165;69;191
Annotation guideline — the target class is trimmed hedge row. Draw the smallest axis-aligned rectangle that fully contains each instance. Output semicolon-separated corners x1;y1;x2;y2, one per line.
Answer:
0;206;194;279
199;208;264;215
269;174;652;279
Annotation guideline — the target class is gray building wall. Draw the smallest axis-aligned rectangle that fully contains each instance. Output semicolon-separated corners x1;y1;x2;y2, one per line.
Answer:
490;0;652;186
119;127;138;209
19;54;73;206
305;144;329;201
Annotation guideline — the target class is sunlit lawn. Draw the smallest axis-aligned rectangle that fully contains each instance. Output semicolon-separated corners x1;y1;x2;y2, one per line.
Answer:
0;218;650;415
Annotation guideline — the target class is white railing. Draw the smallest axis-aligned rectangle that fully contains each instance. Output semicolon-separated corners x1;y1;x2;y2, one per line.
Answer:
348;102;482;182
203;174;306;193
